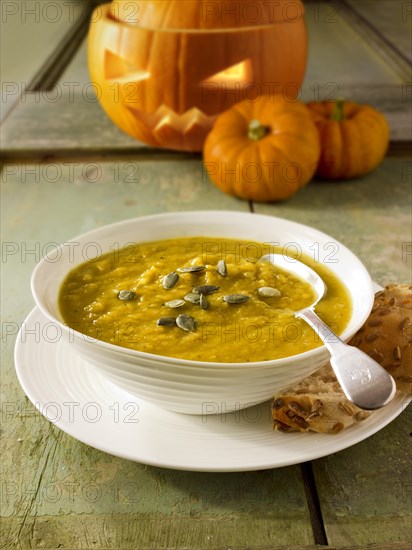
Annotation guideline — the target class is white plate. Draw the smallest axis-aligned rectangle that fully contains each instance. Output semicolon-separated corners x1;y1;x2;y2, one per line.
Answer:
15;307;410;472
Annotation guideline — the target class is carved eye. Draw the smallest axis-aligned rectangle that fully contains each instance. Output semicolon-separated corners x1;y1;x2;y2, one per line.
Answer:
205;60;252;85
105;50;150;82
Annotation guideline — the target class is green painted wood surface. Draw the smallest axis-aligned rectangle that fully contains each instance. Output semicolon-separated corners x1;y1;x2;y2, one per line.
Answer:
0;0;86;121
1;160;314;549
59;37;91;87
1;0;411;156
303;1;406;87
346;0;412;63
312;410;412;546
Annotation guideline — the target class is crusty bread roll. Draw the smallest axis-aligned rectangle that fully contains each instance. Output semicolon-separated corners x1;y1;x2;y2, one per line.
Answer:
272;284;412;434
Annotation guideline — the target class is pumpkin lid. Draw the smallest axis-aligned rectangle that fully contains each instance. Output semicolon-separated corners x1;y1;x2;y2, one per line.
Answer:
109;0;305;29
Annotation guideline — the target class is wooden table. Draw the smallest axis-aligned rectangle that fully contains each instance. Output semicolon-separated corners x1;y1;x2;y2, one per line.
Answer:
1;1;411;548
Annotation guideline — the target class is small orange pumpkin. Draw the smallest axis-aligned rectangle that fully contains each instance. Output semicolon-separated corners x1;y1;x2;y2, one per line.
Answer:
203;95;320;202
306;100;390;180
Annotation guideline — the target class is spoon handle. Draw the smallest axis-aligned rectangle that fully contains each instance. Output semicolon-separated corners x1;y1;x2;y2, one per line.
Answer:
297;308;397;410
297;308;346;351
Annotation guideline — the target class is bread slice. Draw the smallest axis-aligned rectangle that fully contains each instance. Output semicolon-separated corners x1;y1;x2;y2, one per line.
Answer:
272;284;412;434
350;283;411;394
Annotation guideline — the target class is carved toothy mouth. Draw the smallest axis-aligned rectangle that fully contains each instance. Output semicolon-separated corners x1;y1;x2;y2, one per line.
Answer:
127;105;217;150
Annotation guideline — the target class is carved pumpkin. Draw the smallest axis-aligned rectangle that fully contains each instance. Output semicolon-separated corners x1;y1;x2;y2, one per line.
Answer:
88;0;308;152
203;95;321;202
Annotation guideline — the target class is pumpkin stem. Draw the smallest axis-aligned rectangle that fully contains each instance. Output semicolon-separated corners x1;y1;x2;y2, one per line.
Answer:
331;99;345;122
248;119;269;141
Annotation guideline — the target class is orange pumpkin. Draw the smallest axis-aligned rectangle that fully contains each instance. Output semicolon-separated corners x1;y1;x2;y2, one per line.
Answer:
88;0;308;152
306;100;390;180
203;95;321;202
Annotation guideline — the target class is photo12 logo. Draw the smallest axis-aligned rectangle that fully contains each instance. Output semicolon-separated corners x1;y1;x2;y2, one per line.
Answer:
1;399;140;426
1;240;102;265
1;480;141;505
1;238;144;266
201;400;272;423
201;239;340;264
1;1;90;24
201;1;304;24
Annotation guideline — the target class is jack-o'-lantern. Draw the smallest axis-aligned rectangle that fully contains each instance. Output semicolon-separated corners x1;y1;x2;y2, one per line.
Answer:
88;0;308;151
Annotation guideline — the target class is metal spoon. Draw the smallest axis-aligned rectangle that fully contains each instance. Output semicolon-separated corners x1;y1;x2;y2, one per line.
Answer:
261;254;396;410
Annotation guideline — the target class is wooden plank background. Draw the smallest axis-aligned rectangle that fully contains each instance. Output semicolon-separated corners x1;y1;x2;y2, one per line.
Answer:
1;1;411;548
1;0;411;157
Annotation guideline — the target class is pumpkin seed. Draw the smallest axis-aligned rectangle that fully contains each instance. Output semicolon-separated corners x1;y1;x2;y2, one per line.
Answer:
273;398;284;410
117;290;136;301
393;346;402;362
164;299;185;309
193;285;220;295
178;266;206;273
157;317;176;327
258;286;281;297
200;294;208;310
163;271;179;289
176;314;197;332
184;292;200;304
223;294;250;304
217;260;227;277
